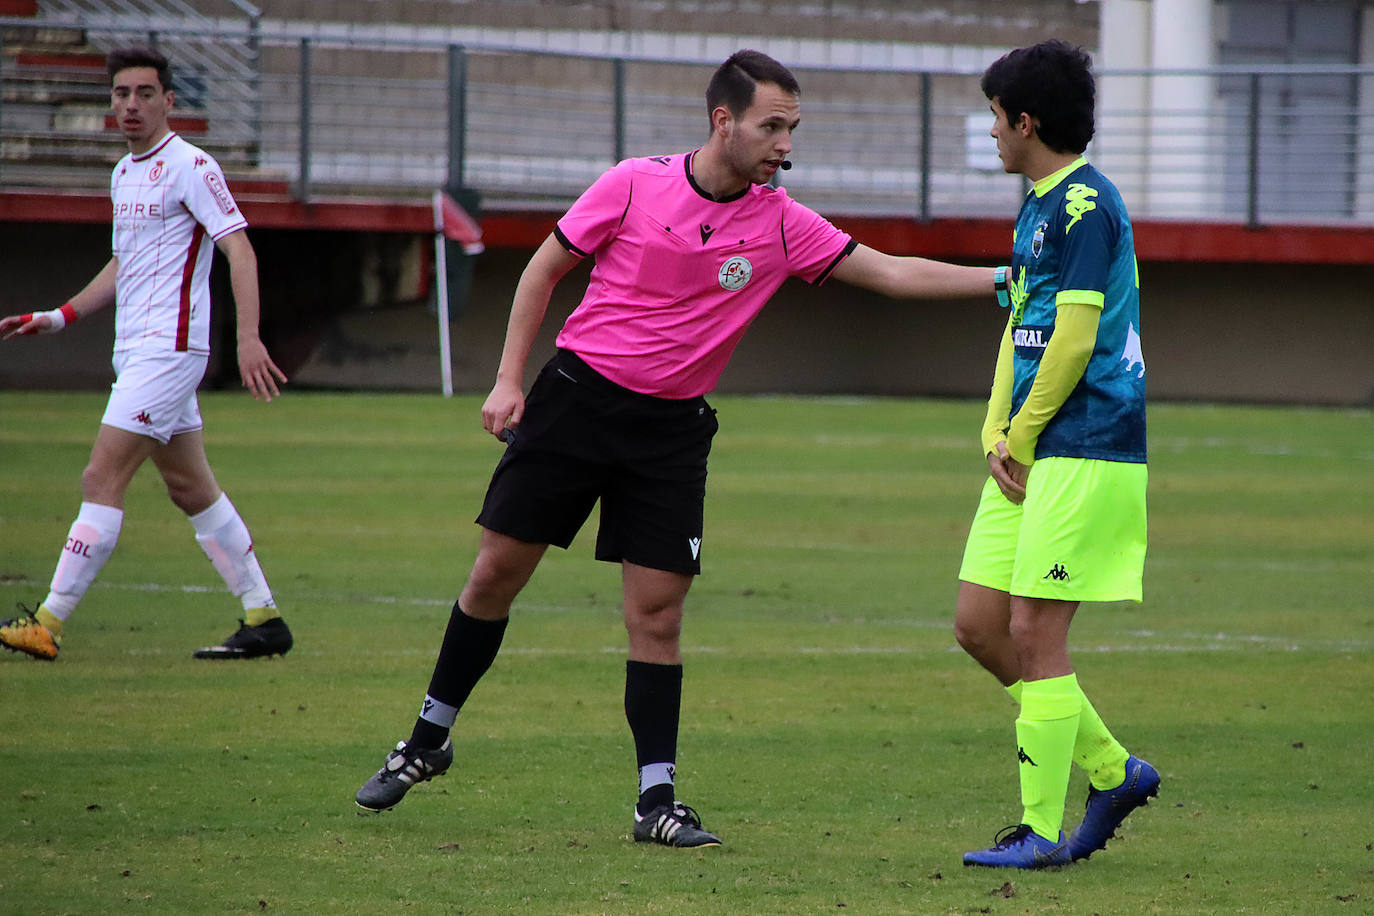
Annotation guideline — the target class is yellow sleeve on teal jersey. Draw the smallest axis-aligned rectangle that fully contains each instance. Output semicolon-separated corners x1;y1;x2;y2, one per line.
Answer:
980;314;1015;457
1006;302;1101;464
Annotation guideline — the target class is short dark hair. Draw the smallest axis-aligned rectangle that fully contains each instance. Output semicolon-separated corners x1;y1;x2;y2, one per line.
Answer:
706;49;799;124
981;39;1094;154
107;46;172;93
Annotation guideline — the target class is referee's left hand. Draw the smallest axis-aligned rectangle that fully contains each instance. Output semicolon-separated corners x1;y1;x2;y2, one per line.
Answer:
481;378;524;441
237;336;288;402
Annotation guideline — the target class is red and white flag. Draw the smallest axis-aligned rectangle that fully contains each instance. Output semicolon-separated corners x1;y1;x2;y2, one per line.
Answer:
433;190;484;254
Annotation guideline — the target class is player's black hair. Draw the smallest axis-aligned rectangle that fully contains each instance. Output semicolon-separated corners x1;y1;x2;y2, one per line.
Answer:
107;46;173;93
981;39;1094;154
706;49;800;125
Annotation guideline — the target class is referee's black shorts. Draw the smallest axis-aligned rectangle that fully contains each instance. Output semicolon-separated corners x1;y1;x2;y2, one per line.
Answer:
476;349;719;575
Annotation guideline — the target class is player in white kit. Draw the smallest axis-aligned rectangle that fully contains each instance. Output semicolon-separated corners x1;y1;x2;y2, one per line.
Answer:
0;47;292;661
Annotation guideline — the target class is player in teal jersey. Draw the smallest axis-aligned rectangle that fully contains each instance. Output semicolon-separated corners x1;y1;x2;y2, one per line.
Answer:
954;40;1160;869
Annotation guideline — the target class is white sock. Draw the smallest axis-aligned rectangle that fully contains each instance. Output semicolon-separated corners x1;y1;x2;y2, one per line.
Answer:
638;762;676;796
190;493;275;611
419;695;460;729
44;502;124;619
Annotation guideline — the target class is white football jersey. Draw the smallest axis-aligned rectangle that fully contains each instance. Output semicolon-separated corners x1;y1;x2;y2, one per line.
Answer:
110;132;248;354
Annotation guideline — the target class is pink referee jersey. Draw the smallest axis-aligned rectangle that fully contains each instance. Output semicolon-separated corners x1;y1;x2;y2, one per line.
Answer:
110;132;248;355
554;152;856;398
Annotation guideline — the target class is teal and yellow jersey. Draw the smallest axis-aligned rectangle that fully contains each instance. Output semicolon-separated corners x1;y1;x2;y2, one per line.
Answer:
1005;157;1146;462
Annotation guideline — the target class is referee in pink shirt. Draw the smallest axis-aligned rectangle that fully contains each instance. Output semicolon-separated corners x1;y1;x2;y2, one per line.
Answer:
356;49;1001;846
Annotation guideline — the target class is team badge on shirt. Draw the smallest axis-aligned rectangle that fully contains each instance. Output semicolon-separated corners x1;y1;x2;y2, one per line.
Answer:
148;160;165;182
718;256;752;291
1032;220;1047;259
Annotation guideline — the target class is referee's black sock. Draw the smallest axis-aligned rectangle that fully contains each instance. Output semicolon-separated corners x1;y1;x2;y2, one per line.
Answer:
408;603;508;749
625;659;683;816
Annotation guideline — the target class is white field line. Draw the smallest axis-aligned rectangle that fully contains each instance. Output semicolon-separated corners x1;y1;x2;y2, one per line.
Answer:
4;578;1367;656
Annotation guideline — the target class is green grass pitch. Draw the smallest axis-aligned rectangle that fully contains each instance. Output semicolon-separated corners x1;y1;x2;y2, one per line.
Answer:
1;391;1371;914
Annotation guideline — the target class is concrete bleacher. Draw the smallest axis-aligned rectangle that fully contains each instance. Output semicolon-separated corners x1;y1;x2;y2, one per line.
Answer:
0;7;284;190
1;0;1089;213
236;0;1096;49
0;24;120;183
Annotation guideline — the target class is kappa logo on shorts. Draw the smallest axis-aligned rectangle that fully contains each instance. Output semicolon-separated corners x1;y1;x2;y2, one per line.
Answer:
1043;563;1070;582
718;256;752;291
133;410;153;426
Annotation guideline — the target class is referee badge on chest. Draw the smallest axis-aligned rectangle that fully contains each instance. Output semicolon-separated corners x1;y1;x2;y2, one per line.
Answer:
718;255;753;291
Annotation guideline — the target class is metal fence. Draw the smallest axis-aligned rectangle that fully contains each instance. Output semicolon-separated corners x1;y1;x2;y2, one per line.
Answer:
4;17;1374;226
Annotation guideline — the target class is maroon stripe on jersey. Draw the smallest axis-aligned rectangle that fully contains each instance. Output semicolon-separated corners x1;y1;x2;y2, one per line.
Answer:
131;132;178;163
177;223;207;351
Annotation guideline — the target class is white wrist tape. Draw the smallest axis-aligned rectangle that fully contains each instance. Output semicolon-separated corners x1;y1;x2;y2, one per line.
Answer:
31;303;78;333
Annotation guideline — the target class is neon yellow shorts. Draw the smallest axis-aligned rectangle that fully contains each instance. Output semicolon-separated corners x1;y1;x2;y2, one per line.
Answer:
958;456;1147;602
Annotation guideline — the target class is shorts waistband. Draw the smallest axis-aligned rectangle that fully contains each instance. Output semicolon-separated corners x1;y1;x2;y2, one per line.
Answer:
554;349;706;408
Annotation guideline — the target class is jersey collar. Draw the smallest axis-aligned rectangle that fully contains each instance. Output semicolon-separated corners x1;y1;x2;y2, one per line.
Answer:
685;149;749;203
130;131;178;162
1031;155;1088;198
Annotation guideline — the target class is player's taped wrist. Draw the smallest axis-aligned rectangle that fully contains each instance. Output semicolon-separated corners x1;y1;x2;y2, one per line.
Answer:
994;266;1010;308
21;303;78;334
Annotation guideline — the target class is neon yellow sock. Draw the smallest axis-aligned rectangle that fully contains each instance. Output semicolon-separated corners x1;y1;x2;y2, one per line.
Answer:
1074;685;1130;790
245;606;280;627
1015;674;1081;840
35;606;64;640
1006;678;1128;790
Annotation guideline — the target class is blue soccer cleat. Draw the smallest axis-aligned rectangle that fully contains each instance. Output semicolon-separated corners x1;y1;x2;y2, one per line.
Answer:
963;823;1071;869
1067;755;1160;860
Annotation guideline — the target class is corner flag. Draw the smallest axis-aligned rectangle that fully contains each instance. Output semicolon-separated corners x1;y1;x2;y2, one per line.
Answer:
432;190;484;396
434;189;485;254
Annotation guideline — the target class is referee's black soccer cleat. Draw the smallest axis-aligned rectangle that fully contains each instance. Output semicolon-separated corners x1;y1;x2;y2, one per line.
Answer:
633;802;722;848
355;739;454;812
192;617;293;659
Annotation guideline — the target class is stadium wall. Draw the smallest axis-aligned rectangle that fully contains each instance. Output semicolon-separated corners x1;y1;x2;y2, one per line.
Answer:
0;222;1370;407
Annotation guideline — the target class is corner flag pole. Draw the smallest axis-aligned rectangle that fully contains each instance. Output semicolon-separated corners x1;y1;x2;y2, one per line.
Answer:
432;190;485;398
432;190;455;397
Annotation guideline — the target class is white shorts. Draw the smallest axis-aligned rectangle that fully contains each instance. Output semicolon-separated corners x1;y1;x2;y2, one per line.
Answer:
101;350;208;444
